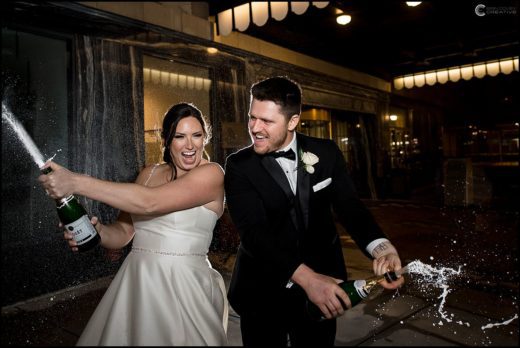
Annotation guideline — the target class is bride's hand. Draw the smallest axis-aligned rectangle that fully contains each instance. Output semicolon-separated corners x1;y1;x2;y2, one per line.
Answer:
38;161;78;199
62;216;101;252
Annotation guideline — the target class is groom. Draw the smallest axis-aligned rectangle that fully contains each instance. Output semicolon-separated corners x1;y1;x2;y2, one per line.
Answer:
224;76;404;347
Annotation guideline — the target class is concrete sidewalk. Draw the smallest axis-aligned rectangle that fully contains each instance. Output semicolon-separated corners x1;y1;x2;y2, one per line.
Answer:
2;201;518;346
1;251;517;346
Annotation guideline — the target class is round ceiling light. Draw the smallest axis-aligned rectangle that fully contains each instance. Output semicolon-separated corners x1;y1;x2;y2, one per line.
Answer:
336;14;351;25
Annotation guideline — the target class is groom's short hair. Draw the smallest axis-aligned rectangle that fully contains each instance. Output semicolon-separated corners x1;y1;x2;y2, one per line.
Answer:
250;76;302;119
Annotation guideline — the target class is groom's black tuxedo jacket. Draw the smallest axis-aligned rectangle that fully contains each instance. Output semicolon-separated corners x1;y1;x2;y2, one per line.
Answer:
224;133;387;315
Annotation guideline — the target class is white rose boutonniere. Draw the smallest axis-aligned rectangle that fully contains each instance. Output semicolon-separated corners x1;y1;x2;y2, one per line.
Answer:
299;150;319;174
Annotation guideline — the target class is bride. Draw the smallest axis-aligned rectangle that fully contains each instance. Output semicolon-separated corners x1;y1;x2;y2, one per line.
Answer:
39;102;228;346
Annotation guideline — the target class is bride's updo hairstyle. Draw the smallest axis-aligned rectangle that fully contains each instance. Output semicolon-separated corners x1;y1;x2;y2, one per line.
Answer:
161;102;212;180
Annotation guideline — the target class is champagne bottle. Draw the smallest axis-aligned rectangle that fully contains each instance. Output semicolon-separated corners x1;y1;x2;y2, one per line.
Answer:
306;268;407;321
41;167;101;252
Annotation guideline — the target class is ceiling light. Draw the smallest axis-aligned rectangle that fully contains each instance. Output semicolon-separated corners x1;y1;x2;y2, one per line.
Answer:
207;47;218;54
336;14;351;25
216;2;330;36
406;2;422;7
393;56;519;89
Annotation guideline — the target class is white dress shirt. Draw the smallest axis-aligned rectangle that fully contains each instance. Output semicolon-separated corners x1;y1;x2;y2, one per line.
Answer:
274;134;299;195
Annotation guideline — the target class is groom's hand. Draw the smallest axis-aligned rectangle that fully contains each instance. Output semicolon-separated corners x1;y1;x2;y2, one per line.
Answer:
291;264;351;319
372;241;405;290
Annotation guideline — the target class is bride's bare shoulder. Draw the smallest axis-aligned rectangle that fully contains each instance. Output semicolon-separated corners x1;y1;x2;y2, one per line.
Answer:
205;161;224;174
192;161;224;179
135;163;167;185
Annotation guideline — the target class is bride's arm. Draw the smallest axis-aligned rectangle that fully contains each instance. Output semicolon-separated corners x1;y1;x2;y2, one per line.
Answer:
39;161;223;215
63;165;157;252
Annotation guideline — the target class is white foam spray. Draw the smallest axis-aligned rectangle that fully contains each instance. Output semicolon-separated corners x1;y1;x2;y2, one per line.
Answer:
2;102;46;168
481;314;518;330
406;260;518;333
406;260;469;326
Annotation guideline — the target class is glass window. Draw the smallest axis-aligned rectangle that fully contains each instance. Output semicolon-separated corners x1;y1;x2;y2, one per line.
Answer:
2;28;70;243
1;28;71;305
332;111;377;198
298;107;331;139
143;55;212;165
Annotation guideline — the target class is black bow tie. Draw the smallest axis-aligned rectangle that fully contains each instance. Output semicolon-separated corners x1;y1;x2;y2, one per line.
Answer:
267;149;296;160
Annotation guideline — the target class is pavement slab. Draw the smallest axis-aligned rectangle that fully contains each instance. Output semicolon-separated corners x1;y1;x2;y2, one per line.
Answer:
2;201;518;346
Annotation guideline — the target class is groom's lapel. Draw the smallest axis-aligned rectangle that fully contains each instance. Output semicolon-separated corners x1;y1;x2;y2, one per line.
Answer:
296;135;311;230
260;155;294;201
260;155;301;233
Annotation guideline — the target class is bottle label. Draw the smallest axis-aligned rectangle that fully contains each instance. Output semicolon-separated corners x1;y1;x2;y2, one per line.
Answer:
353;280;369;298
64;215;98;245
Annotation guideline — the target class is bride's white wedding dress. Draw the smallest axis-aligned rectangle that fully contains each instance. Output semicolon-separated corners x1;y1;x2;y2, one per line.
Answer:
77;203;228;345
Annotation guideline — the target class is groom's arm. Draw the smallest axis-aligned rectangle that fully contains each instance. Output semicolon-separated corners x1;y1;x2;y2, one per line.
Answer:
224;155;303;286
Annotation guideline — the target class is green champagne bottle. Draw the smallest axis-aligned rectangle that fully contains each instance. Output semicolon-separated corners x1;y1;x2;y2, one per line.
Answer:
41;167;100;252
306;270;401;321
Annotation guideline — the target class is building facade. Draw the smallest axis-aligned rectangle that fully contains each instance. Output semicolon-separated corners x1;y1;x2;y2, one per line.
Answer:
2;2;516;306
